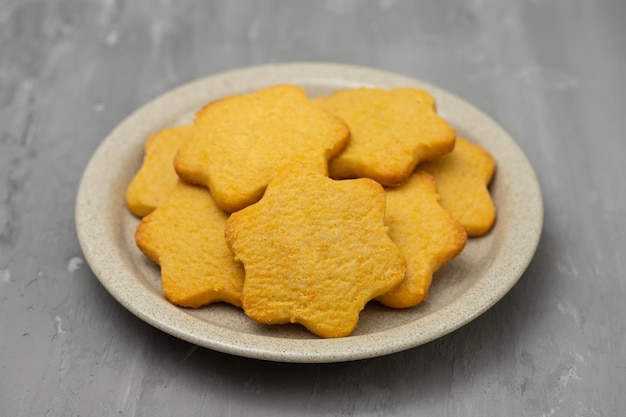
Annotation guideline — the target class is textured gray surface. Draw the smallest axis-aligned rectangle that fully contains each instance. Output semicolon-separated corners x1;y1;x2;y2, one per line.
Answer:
1;0;625;416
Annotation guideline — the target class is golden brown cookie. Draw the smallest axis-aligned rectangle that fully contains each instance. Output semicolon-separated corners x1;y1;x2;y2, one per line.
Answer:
377;171;467;308
314;87;456;185
224;164;406;338
174;85;350;213
420;138;496;237
126;124;194;217
135;180;244;308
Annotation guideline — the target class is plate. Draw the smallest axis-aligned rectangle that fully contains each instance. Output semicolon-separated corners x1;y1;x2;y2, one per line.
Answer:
75;63;543;363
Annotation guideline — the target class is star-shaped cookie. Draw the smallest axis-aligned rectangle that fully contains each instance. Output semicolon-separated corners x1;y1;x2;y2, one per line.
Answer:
420;138;496;237
377;171;467;308
224;164;406;338
126;124;194;217
174;85;350;212
135;180;245;308
314;87;456;185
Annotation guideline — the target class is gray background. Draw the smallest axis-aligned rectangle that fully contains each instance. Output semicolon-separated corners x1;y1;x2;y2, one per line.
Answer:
1;0;625;416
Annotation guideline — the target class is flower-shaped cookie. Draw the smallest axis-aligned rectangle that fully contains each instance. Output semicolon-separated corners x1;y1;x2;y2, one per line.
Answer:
135;180;244;308
174;85;350;212
377;171;467;308
420;138;496;237
225;164;406;338
314;87;456;185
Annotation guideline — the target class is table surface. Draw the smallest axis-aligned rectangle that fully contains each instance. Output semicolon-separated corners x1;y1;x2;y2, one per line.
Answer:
2;0;625;416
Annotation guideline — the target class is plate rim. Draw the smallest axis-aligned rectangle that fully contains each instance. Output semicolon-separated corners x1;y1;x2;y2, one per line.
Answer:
75;62;543;363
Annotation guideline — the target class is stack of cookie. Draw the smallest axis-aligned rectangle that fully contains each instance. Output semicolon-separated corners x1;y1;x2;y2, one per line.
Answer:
126;85;495;338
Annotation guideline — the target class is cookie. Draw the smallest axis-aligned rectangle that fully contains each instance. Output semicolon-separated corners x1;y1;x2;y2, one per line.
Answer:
314;87;456;185
174;85;350;212
224;164;406;338
126;124;194;217
420;138;496;237
135;180;245;308
376;171;467;308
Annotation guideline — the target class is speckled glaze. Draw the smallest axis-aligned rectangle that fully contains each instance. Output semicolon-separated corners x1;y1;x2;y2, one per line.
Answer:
75;63;543;363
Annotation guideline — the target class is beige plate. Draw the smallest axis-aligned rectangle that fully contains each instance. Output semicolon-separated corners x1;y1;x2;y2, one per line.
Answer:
75;63;543;363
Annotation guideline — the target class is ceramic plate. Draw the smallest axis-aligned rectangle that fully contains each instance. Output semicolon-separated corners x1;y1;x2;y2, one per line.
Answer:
75;63;543;363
